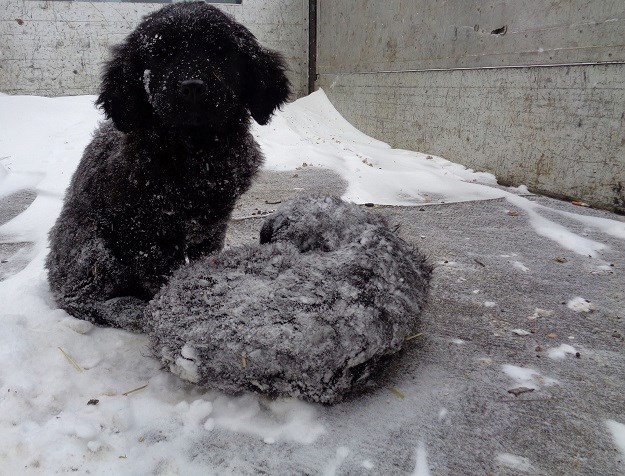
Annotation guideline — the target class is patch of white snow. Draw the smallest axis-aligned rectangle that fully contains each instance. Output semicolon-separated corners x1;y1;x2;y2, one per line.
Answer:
567;297;595;313
547;344;577;360
512;261;529;272
502;364;558;389
411;441;432;476
495;453;536;473
606;420;625;464
323;446;350;476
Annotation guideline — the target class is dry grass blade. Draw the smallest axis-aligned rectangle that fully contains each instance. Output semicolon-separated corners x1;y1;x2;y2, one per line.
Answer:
122;384;148;396
497;397;562;403
389;387;406;399
232;214;266;221
58;347;83;372
405;333;423;341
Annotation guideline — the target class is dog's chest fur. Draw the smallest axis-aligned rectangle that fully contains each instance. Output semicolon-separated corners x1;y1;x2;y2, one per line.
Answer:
81;123;262;266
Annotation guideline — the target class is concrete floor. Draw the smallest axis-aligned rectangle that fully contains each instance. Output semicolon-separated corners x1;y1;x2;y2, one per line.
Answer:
1;167;624;474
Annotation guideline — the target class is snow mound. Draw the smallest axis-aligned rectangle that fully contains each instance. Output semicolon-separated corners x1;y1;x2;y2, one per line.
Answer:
255;90;503;206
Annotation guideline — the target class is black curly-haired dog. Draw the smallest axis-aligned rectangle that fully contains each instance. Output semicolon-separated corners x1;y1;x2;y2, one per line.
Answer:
148;196;431;403
46;2;290;329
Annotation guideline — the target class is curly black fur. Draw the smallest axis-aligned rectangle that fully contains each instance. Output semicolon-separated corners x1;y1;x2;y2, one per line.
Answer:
46;2;290;329
147;197;431;403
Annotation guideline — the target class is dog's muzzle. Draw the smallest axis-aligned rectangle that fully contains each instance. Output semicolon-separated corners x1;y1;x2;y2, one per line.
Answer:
179;79;208;105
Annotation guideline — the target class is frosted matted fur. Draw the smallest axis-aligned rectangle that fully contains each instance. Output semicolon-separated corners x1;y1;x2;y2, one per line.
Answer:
148;197;431;403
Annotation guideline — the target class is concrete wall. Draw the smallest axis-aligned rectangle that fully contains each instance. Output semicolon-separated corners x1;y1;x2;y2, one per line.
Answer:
317;1;625;212
0;0;309;98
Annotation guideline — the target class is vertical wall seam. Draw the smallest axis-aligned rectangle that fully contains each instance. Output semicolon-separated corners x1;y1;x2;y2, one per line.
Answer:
308;0;317;94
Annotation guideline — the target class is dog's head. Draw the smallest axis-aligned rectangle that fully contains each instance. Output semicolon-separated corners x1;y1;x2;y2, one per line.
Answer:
96;2;291;133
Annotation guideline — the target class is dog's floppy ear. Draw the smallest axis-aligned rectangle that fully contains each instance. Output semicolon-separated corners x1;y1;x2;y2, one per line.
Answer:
96;44;152;133
235;27;291;125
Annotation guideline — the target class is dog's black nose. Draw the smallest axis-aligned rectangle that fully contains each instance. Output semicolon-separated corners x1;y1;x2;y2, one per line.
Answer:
179;79;207;103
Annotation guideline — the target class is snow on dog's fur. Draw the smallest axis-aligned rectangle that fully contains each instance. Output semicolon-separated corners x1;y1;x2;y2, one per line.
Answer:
147;196;431;403
46;2;290;329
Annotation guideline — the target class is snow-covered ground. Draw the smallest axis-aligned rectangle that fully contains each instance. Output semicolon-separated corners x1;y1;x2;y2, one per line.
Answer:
1;90;624;474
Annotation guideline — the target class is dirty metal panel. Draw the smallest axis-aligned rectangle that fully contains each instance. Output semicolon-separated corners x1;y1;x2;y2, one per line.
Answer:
318;64;625;212
0;0;309;97
318;0;625;73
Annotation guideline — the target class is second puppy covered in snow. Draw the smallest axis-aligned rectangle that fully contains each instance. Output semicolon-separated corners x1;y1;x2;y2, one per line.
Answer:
147;196;431;403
